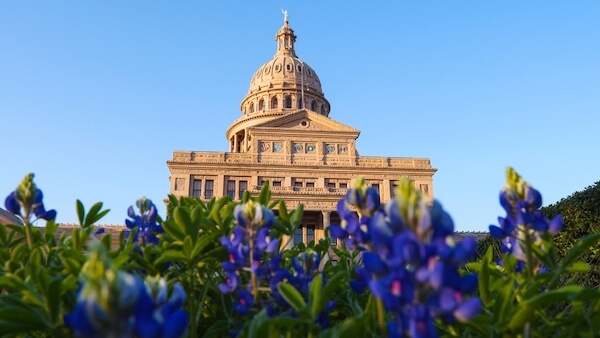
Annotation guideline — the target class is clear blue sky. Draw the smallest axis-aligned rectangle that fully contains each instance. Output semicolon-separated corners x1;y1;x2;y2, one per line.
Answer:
1;2;599;231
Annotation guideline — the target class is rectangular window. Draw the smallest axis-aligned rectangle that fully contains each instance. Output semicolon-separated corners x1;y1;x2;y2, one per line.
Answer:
226;180;235;199
205;180;214;199
192;179;202;198
272;181;282;187
331;260;338;266
306;225;315;243
294;228;303;245
238;181;247;199
390;181;398;198
339;183;348;189
306;182;315;188
294;181;303;188
327;182;336;189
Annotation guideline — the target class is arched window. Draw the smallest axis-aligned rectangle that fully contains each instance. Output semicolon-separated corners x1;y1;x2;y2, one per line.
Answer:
271;96;278;109
310;100;317;112
284;95;292;109
297;97;303;109
258;99;265;111
250;102;255;113
320;105;326;115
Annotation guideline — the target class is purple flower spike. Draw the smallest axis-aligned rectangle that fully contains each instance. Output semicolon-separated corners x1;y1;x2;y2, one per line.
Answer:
125;197;163;245
491;168;565;266
4;174;56;223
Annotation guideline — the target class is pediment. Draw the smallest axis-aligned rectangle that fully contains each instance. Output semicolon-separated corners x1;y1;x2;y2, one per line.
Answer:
251;109;360;133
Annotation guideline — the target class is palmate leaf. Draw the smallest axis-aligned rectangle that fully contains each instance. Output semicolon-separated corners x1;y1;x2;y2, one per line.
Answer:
76;200;110;228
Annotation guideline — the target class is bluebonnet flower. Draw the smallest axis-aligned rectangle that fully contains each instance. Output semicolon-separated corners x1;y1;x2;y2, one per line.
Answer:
64;246;188;338
489;168;563;263
219;198;333;331
125;197;164;245
4;173;56;224
218;200;279;310
329;178;379;250
336;177;481;337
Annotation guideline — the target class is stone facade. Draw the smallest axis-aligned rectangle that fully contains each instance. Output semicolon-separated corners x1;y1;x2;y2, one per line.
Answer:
167;15;437;258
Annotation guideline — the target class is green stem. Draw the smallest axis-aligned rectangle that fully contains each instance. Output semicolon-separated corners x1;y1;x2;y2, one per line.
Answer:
376;296;386;336
249;230;258;302
23;208;34;250
24;224;34;250
523;228;536;284
189;271;197;338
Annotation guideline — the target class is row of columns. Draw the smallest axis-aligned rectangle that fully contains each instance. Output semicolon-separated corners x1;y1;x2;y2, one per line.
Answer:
230;129;249;153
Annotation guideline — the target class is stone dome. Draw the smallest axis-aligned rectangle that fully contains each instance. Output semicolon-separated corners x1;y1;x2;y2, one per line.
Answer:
239;18;330;117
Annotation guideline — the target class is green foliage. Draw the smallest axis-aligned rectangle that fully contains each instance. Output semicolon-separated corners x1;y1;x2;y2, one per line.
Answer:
465;234;600;337
0;202;109;337
541;181;600;286
1;173;600;337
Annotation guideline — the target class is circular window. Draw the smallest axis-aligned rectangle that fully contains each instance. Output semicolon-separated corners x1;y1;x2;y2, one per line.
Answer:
307;68;312;76
307;145;315;153
274;64;282;72
264;65;271;74
297;65;302;73
286;64;292;72
294;143;303;152
300;120;309;127
326;145;335;154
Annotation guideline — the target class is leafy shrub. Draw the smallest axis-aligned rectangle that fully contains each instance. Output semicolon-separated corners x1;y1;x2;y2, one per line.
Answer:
1;169;599;337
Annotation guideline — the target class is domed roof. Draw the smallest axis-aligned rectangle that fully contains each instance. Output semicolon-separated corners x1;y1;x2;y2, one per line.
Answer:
247;20;324;96
239;15;330;117
248;55;323;96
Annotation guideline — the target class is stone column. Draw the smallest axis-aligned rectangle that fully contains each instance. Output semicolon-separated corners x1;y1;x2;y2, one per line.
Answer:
322;210;331;237
233;133;239;153
320;210;332;269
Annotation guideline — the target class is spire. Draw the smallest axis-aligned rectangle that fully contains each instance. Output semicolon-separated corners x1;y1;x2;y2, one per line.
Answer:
275;9;297;57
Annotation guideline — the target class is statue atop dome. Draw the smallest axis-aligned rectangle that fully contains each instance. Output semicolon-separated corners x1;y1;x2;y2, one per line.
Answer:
281;9;289;23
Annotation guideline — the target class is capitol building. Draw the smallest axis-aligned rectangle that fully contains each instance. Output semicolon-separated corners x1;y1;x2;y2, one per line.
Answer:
167;15;437;250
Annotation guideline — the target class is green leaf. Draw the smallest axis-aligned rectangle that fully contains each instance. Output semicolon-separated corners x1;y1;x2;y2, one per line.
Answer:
494;274;515;328
278;282;306;313
508;305;535;332
318;271;343;315
258;181;271;205
163;216;186;241
309;273;323;318
82;202;109;227
561;233;600;269
155;250;187;265
478;246;492;307
174;207;191;235
183;236;193;259
524;285;585;307
76;200;85;225
565;261;591;273
0;296;50;334
46;278;62;323
278;201;289;223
